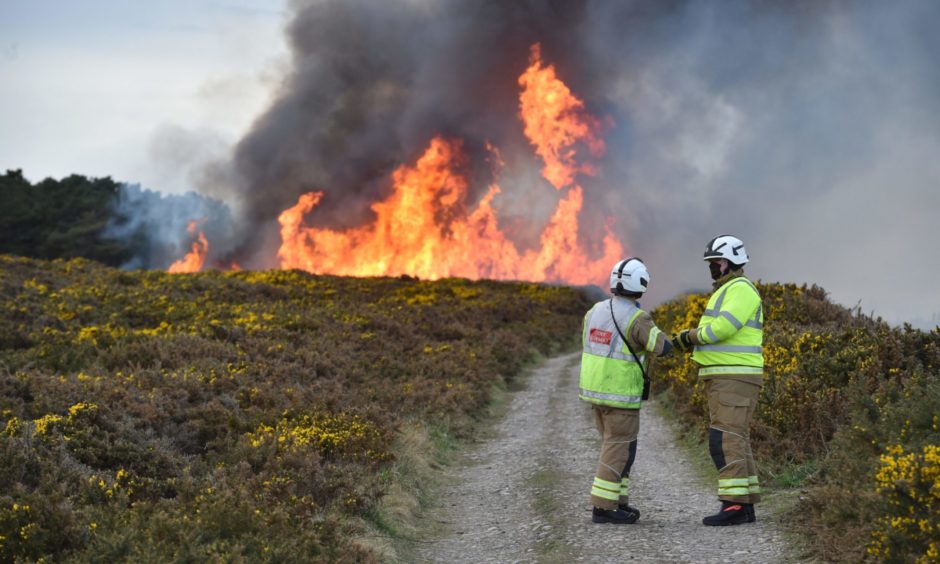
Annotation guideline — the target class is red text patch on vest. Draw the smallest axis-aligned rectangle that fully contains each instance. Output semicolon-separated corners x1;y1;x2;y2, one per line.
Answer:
589;328;613;345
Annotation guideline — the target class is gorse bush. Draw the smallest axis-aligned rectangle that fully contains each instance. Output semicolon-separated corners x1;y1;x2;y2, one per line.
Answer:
836;366;940;563
652;282;940;562
0;254;589;561
870;443;940;562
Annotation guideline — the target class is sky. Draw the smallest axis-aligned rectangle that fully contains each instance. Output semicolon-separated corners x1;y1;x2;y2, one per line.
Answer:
2;0;939;329
0;0;288;192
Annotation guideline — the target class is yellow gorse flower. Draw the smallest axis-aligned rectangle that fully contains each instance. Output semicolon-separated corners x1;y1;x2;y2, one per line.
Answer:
869;444;940;562
245;413;387;462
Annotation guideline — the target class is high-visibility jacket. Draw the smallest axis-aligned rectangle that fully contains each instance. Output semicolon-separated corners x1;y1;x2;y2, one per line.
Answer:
579;298;658;409
692;276;763;379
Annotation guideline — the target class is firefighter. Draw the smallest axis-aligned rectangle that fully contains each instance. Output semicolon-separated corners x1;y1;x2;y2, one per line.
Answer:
672;234;763;526
580;257;673;524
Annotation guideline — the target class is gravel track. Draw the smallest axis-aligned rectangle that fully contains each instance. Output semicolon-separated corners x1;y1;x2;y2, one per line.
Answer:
415;352;794;563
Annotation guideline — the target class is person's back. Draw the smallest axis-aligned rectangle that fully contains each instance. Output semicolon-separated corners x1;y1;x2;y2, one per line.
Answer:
579;257;673;524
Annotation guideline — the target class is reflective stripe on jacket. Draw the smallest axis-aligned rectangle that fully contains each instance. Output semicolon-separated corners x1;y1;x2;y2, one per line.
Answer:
579;298;647;409
692;276;763;377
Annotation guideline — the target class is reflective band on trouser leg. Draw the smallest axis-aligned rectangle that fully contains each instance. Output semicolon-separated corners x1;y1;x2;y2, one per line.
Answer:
718;477;750;497
746;465;761;503
591;477;621;502
619;477;629;500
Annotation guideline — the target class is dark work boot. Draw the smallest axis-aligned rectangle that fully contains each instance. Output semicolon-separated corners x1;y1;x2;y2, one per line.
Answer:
618;504;641;520
746;504;756;523
702;501;751;526
592;506;638;524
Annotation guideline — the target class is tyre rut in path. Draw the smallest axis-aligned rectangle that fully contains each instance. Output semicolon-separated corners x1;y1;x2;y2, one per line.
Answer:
415;352;793;563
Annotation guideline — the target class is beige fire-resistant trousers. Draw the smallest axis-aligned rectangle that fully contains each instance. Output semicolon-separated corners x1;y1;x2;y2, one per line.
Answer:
589;405;639;510
705;378;761;504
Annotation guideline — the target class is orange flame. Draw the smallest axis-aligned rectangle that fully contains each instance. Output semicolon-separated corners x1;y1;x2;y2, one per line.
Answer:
168;219;209;273
270;43;624;285
278;136;620;285
279;138;521;280
519;43;605;190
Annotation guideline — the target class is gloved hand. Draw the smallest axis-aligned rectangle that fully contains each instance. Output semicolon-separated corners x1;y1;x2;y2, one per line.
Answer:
672;329;693;352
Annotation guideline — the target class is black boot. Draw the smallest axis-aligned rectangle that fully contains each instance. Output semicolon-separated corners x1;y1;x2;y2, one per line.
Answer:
592;506;638;524
702;501;751;526
618;504;641;520
745;503;756;523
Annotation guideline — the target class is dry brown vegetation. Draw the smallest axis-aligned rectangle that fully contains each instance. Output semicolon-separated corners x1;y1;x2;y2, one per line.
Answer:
0;255;588;562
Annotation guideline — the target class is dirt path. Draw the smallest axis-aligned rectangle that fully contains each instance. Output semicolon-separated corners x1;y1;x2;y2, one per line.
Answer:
415;352;794;563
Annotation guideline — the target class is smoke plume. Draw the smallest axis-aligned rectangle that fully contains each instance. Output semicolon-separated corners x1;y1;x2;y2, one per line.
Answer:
190;0;940;324
106;184;234;270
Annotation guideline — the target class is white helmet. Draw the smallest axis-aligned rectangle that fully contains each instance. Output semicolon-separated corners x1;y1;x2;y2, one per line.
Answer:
609;257;650;296
703;234;749;266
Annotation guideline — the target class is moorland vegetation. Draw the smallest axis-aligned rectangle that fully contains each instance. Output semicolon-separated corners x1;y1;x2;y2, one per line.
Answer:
1;194;938;561
0;255;587;561
653;283;940;563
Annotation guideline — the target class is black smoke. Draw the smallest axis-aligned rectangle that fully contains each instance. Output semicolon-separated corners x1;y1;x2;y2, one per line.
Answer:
201;0;630;266
192;0;940;324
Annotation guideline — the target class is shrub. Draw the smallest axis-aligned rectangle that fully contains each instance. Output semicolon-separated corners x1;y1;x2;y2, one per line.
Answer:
868;443;940;562
0;255;590;560
651;282;940;562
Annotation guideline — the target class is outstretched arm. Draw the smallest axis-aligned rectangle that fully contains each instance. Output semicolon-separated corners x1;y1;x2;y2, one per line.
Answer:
630;311;673;357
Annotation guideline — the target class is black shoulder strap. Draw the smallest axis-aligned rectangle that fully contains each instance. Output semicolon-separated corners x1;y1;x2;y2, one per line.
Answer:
608;299;648;382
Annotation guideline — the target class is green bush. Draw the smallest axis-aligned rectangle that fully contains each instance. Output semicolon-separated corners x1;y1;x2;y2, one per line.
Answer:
0;170;138;267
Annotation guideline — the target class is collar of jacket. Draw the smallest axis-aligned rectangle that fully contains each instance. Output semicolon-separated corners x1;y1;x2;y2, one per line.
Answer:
712;269;745;290
612;295;639;307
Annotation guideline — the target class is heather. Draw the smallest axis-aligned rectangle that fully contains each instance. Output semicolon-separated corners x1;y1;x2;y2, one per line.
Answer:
0;255;589;561
652;282;940;562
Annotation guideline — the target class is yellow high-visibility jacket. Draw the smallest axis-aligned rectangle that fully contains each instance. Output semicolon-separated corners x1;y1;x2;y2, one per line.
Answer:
579;298;661;409
692;276;763;381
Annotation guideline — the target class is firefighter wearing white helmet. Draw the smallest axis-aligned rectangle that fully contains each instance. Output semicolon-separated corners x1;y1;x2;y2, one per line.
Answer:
672;235;764;526
579;257;673;524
